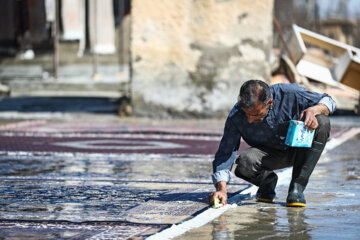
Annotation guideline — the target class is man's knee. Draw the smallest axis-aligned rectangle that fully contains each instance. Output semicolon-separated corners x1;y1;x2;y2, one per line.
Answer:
314;115;330;143
235;149;262;183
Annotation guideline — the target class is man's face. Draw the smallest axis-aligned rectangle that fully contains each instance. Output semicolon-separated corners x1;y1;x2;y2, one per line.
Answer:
242;99;273;124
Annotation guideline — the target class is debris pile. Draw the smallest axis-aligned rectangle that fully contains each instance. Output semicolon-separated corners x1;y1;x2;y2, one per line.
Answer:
272;24;360;114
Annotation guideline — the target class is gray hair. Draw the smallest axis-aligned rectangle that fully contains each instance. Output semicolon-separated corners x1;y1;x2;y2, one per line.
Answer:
238;80;270;109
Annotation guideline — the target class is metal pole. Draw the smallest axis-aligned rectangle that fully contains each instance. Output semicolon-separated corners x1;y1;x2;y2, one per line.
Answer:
53;0;59;80
92;0;99;80
118;0;125;73
273;16;295;64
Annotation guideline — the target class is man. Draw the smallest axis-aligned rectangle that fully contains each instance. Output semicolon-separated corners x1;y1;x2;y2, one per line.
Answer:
209;80;336;207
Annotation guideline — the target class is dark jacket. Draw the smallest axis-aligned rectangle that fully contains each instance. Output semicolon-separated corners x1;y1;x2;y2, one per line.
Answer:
212;83;336;184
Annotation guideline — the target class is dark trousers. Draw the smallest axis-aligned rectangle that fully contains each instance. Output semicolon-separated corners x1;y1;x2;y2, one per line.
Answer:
235;115;331;186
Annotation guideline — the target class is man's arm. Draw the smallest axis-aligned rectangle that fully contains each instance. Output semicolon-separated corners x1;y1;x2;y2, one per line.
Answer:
301;95;335;130
209;114;241;206
294;86;336;130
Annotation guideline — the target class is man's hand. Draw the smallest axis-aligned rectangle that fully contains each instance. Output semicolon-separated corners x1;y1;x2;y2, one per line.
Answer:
300;107;318;130
208;181;228;206
208;191;227;206
300;104;329;130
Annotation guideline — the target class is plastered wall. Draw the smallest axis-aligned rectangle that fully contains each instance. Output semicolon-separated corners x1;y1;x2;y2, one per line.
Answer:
131;0;274;117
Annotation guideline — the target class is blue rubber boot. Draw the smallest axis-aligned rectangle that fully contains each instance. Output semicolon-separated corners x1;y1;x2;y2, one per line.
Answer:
287;141;325;207
256;171;278;203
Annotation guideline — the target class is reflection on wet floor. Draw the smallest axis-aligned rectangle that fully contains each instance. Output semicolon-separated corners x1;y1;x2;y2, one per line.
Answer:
177;134;360;240
0;221;164;240
0;153;215;222
0;179;169;221
0;154;215;183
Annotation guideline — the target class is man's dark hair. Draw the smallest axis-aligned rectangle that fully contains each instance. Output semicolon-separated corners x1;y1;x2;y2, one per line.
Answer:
238;80;270;109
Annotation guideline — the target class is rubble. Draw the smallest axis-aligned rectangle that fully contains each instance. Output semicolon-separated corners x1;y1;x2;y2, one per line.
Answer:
273;24;360;114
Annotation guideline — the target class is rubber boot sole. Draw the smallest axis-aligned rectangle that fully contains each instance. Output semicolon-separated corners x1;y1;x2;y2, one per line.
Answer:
286;202;306;207
256;198;275;203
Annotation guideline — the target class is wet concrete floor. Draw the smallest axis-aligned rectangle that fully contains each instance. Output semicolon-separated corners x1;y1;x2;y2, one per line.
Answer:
177;133;360;240
0;115;359;239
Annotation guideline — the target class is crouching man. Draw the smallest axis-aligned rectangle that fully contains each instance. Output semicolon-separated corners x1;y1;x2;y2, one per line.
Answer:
208;80;336;207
